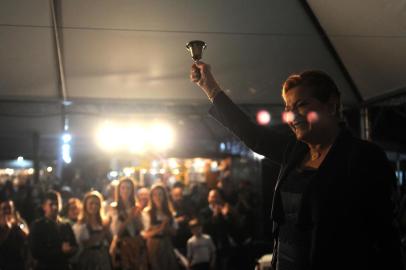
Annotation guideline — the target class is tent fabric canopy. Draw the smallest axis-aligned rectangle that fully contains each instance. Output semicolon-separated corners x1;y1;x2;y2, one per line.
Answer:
0;0;405;159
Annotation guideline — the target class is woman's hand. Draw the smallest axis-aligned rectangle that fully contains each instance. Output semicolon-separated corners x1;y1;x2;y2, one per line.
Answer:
190;61;222;101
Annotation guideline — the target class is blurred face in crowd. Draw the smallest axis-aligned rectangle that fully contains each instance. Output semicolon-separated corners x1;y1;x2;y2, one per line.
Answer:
152;187;165;209
43;199;59;220
208;190;222;206
191;224;202;237
0;201;12;215
137;188;150;209
0;201;12;222
119;181;133;202
171;187;183;204
67;199;82;222
85;196;101;217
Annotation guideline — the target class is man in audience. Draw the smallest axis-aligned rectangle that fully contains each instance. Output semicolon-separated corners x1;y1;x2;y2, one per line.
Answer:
29;190;78;270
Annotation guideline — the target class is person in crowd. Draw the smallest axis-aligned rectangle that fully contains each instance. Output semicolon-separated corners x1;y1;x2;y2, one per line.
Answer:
0;199;29;270
171;185;194;256
62;197;83;225
216;160;237;206
234;180;257;244
136;187;150;211
12;175;36;225
199;189;237;270
187;218;216;270
73;191;112;270
189;182;209;214
109;178;148;270
141;184;179;270
0;180;14;203
190;61;404;270
29;190;78;270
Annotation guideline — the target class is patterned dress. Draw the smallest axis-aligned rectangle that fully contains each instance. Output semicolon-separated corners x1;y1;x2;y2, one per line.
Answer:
73;223;112;270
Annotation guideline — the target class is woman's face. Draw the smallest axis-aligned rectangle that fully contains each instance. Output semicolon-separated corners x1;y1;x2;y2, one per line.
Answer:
152;188;165;208
119;181;133;202
86;196;100;216
0;201;12;218
283;86;332;142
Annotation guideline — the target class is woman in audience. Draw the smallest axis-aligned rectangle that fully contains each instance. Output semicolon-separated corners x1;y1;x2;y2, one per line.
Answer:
142;184;179;270
110;178;148;270
73;191;112;270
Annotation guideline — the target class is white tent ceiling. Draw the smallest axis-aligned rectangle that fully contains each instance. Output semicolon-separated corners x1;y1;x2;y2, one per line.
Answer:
0;0;405;160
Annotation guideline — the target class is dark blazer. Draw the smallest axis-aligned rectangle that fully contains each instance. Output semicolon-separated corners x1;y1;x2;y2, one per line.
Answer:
209;92;403;270
29;217;77;270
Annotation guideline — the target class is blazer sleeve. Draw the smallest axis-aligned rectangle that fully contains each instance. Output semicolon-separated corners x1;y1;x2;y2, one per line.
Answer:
209;92;294;164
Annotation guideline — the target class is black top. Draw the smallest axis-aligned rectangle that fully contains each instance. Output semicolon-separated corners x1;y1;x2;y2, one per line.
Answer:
0;224;27;269
29;217;77;270
277;167;317;270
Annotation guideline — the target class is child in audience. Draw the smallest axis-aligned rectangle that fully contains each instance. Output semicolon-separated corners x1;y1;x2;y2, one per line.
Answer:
187;219;215;270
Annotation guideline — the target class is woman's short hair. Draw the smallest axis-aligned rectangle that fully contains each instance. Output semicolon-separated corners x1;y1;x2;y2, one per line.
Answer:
282;70;341;116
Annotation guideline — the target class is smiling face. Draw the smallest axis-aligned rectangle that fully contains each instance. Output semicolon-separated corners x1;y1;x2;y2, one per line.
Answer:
85;196;101;217
283;86;333;143
119;181;133;202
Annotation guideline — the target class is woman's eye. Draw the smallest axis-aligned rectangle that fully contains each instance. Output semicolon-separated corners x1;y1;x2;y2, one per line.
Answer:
297;102;308;108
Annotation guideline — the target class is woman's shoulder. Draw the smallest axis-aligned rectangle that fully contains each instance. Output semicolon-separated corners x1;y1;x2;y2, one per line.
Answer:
348;136;388;159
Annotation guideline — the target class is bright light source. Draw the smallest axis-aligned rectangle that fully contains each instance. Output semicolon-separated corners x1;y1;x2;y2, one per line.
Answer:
97;123;122;151
211;161;218;170
149;123;174;151
173;168;180;175
62;133;72;143
96;121;175;153
168;158;178;169
282;111;295;124
159;168;166;174
5;168;14;175
140;169;147;174
220;142;226;151
109;171;118;178
253;152;265;160
63;156;72;164
193;158;205;171
62;143;71;164
256;110;271;125
17;156;24;162
123;167;135;176
151;160;159;168
27;168;34;175
127;125;147;153
307;111;319;123
46;167;53;173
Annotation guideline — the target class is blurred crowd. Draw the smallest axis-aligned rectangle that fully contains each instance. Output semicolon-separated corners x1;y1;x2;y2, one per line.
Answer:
0;168;267;270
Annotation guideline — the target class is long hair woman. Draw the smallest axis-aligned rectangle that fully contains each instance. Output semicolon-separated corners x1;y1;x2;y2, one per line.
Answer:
73;191;112;270
109;178;148;270
141;184;179;270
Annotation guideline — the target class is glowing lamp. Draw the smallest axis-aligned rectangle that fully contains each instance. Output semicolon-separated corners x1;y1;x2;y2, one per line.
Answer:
256;110;271;125
282;111;295;124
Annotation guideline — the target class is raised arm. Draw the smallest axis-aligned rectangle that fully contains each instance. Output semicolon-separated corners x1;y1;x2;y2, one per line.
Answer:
190;61;294;164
